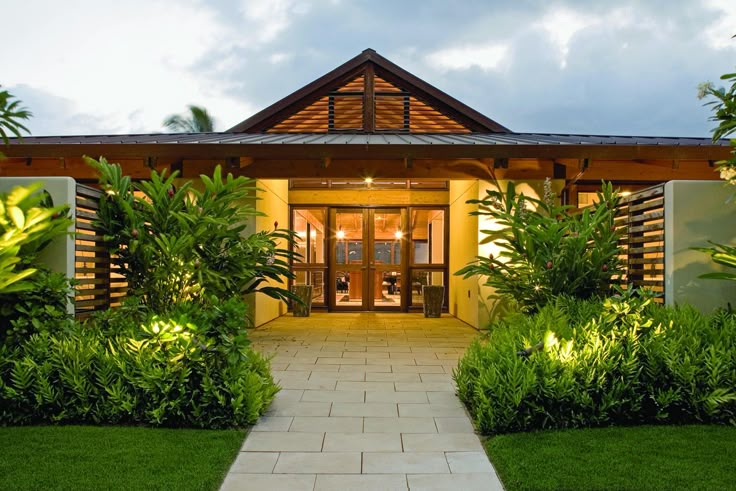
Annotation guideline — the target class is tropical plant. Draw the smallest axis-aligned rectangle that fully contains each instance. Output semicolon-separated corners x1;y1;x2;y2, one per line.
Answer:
455;180;622;312
0;87;32;157
696;69;736;281
85;156;298;314
0;183;71;296
162;105;214;133
0;297;278;428
0;269;74;346
454;293;736;435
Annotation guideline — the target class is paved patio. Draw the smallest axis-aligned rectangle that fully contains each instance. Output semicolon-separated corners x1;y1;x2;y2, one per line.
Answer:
221;313;503;491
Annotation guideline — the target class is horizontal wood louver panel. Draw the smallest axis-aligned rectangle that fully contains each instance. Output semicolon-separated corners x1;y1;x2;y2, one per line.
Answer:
611;184;665;302
268;96;330;133
374;76;402;92
409;97;471;133
338;75;364;92
266;71;472;133
74;184;128;318
375;96;407;130
332;95;363;130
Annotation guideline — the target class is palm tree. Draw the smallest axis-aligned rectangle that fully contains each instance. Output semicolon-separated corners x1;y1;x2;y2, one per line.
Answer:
162;105;214;133
0;87;32;145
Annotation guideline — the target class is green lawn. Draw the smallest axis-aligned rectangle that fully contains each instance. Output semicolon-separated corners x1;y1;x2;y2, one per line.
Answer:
0;425;245;491
486;425;736;491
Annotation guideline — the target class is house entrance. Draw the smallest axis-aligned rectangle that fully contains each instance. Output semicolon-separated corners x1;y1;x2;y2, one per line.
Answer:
331;208;406;311
291;206;448;312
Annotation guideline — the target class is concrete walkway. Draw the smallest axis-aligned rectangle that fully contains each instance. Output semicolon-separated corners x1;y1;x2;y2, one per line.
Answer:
221;313;504;491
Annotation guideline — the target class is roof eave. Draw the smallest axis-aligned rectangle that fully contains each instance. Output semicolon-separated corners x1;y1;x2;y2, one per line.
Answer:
2;141;729;162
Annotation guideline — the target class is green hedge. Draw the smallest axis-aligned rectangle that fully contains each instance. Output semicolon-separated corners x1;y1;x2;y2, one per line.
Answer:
454;294;736;435
0;298;278;428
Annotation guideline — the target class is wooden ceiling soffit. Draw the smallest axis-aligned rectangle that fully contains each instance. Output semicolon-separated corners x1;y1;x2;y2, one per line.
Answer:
227;49;509;134
179;158;560;180
0;156;170;180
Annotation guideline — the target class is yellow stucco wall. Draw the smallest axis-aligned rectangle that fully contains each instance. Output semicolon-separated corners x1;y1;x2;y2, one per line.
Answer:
252;179;290;327
448;180;480;328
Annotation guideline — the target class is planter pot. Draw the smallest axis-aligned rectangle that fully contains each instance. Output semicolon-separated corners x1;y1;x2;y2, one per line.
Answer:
422;285;444;318
291;285;313;317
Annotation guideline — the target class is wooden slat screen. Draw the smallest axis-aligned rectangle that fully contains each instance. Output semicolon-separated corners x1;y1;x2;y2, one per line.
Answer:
612;184;665;301
74;184;127;318
266;73;472;133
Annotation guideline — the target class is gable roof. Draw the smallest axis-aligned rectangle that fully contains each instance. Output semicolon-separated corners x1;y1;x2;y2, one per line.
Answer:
228;48;510;133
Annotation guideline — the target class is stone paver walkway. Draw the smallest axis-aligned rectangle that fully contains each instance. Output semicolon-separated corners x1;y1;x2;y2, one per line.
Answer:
221;313;504;491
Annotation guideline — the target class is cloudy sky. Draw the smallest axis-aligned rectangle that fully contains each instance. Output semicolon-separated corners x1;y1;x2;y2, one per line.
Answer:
3;0;734;137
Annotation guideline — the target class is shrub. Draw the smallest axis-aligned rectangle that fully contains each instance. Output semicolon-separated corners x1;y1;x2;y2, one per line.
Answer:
456;180;621;312
454;293;736;435
1;183;73;344
86;156;297;314
0;183;71;296
0;268;74;345
0;297;278;428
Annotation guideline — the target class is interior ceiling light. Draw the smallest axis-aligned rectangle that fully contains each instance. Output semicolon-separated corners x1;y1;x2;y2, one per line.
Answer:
394;230;403;239
336;228;346;240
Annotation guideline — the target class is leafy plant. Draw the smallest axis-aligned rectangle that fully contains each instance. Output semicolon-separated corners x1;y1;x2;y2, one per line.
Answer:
454;294;736;435
0;268;74;345
85;156;298;314
0;183;71;296
456;180;622;312
695;70;736;281
692;242;736;281
0;299;278;428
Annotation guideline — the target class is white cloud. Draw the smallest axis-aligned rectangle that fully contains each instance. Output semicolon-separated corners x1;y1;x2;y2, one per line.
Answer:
1;0;255;134
425;44;509;72
269;52;293;64
240;0;309;45
702;0;736;50
535;8;600;69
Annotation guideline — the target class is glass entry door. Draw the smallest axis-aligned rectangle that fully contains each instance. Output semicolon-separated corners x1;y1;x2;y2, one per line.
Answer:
330;208;406;311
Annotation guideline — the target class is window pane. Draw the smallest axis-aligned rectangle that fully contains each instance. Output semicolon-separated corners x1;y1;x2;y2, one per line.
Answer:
410;180;448;189
294;269;325;305
335;270;362;305
335;211;363;264
293;209;326;264
290;179;328;188
410;209;445;265
410;270;445;308
374;210;402;265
